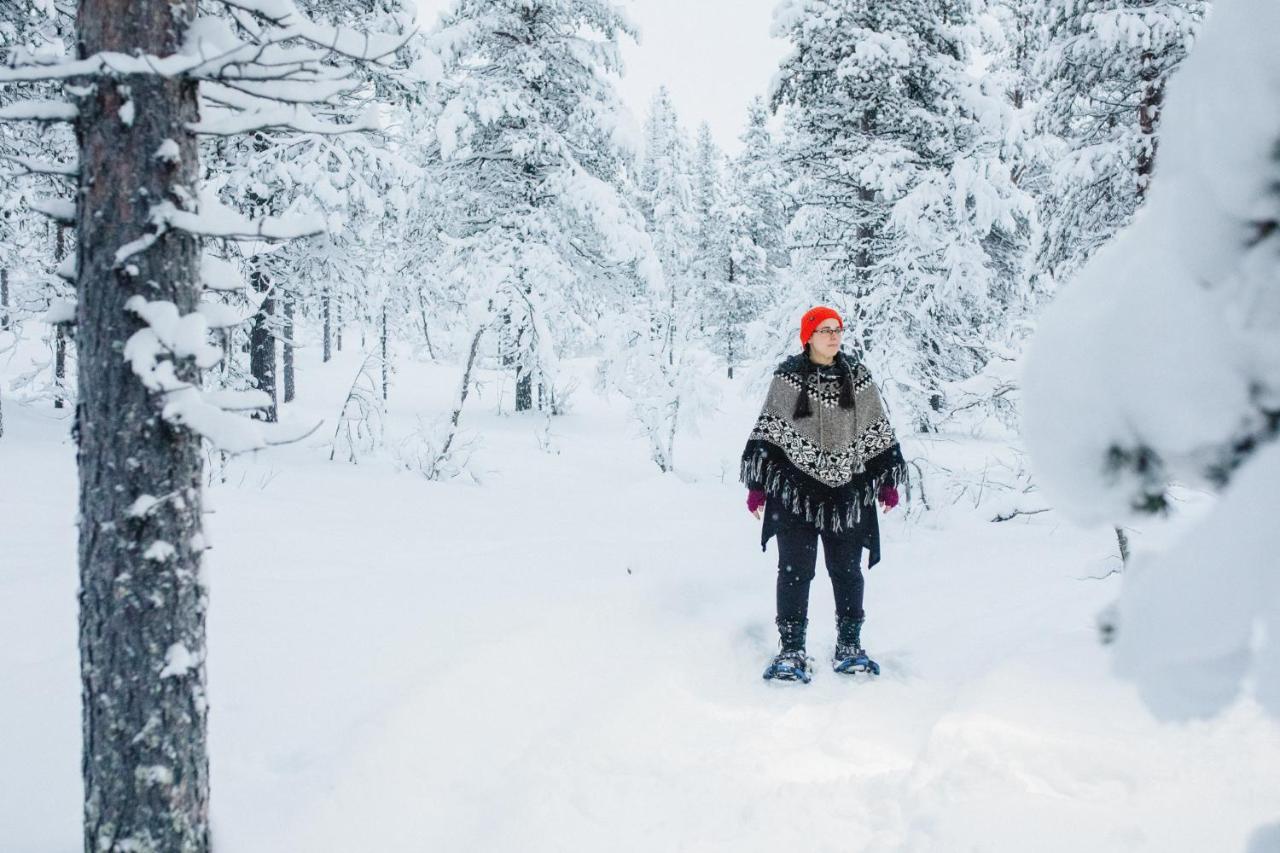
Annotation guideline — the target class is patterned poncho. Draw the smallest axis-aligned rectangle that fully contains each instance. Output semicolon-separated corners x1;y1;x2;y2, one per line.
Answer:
741;352;907;543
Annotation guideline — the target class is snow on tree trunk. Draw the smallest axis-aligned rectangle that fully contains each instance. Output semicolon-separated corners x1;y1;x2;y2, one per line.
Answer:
74;0;209;848
515;366;533;412
336;295;343;352
380;304;388;401
249;266;277;423
322;290;332;363
282;292;295;403
55;325;67;408
1;266;8;329
54;223;69;409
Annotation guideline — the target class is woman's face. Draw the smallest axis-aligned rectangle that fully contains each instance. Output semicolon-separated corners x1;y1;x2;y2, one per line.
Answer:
810;318;843;359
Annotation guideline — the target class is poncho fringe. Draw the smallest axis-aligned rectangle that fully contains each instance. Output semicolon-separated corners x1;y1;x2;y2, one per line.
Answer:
740;440;908;533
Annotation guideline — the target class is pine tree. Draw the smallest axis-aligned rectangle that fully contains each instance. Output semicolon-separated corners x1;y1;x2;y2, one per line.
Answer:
690;122;729;327
0;0;78;413
595;88;721;471
637;88;698;369
773;0;1034;430
716;98;790;378
1;2;421;847
733;97;790;272
1034;0;1206;283
1024;0;1280;723
429;0;648;412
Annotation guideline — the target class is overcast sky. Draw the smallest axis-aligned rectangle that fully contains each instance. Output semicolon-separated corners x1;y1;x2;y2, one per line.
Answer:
412;0;790;154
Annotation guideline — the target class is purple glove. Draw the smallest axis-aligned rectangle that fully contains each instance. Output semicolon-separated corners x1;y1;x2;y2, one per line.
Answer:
747;489;766;514
878;483;899;509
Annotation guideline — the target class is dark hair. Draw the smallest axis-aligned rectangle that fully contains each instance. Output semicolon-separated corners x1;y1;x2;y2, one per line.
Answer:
793;345;857;419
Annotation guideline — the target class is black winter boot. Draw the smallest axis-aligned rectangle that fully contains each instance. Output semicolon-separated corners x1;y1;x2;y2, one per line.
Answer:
764;617;812;683
833;616;880;675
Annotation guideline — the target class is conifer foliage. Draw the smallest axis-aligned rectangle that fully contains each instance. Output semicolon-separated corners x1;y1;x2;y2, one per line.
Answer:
772;0;1035;430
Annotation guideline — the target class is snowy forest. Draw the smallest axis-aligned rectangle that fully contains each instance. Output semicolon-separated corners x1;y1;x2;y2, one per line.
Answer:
1;0;1277;850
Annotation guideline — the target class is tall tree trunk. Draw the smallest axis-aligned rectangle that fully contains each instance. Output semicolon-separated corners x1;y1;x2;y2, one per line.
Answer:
515;365;533;412
75;0;210;849
1;266;9;330
512;304;534;411
55;225;68;408
335;294;343;352
282;292;295;403
55;326;68;408
322;289;332;363
726;255;735;380
416;289;436;360
249;266;277;422
426;326;485;478
380;304;389;401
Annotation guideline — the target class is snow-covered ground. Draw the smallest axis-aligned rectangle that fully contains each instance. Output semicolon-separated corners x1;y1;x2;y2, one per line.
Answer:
3;342;1278;852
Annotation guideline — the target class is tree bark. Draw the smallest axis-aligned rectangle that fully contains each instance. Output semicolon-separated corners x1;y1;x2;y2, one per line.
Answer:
322;289;332;362
415;289;436;360
282;291;295;403
426;326;484;478
1;266;9;329
380;304;389;401
726;255;735;379
55;225;68;408
335;294;343;351
75;0;210;849
55;325;68;408
249;266;278;422
515;366;533;412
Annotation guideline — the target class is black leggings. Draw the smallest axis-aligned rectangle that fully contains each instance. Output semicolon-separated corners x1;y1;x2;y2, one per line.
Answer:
776;525;865;623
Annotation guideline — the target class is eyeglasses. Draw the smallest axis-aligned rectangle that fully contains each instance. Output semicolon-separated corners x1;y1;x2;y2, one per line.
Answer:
812;327;844;339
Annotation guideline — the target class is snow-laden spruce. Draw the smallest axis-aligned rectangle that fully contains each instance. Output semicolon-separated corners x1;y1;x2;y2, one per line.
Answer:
771;0;1036;432
422;0;654;415
596;88;718;473
1032;0;1205;285
1024;0;1280;726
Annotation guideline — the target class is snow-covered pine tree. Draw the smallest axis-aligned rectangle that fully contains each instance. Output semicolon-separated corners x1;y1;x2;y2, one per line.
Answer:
595;87;720;472
690;122;730;330
716;97;790;378
428;0;648;412
0;0;78;416
1033;0;1206;284
203;0;428;421
978;0;1048;292
637;87;698;361
0;2;424;847
1024;0;1280;732
687;120;765;380
732;96;790;273
772;0;1035;431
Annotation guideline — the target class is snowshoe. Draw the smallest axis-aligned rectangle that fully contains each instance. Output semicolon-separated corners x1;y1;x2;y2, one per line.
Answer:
763;617;811;683
832;650;880;676
763;650;813;683
833;616;880;676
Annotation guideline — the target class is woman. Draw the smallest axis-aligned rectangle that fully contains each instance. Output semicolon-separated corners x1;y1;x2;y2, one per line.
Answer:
741;306;906;683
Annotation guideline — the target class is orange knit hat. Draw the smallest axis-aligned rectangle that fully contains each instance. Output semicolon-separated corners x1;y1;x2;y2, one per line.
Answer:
799;306;843;346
